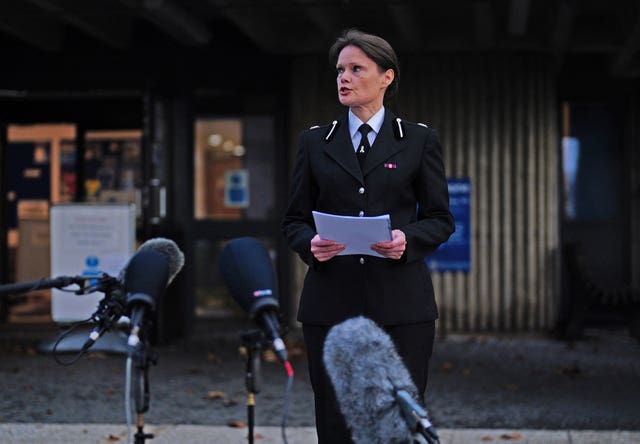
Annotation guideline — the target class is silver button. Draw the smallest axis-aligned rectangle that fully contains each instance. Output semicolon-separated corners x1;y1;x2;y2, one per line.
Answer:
359;210;364;217
358;187;365;194
359;257;365;264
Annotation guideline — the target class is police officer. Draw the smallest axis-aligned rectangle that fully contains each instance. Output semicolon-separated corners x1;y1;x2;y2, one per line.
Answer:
282;29;455;443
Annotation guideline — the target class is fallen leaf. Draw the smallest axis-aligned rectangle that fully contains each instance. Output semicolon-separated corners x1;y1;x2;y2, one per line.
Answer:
208;352;221;364
263;349;278;363
500;432;522;440
104;388;115;396
462;368;472;376
108;434;120;441
223;398;238;407
440;361;454;372
88;352;107;359
503;383;519;391
558;363;581;376
204;390;227;400
228;420;246;428
481;437;494;441
288;346;306;359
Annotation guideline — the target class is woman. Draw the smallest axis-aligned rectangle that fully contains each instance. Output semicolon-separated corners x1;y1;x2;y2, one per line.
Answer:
282;29;455;443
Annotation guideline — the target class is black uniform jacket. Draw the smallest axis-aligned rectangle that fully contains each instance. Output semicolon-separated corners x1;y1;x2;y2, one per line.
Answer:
282;110;455;326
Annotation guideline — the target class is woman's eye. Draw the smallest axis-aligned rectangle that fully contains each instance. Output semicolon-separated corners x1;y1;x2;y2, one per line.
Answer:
337;68;344;74
353;66;361;72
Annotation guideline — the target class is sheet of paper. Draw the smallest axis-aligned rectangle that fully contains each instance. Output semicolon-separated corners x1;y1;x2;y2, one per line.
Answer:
312;211;392;258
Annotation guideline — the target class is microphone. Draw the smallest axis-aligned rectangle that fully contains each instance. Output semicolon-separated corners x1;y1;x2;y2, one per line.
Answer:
124;249;170;349
82;238;184;351
118;237;185;286
323;316;440;444
219;237;288;363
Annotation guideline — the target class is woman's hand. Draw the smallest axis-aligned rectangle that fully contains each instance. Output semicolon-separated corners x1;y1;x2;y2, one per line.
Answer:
371;229;407;260
311;234;345;262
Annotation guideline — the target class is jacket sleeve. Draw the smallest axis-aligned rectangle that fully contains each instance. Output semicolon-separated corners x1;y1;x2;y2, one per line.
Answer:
281;131;318;267
402;128;455;262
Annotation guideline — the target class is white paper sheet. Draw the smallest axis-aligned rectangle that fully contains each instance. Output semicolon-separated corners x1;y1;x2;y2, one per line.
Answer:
312;211;392;257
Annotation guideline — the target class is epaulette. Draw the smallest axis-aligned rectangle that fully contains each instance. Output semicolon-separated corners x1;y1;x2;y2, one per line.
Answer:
402;120;430;131
395;119;431;139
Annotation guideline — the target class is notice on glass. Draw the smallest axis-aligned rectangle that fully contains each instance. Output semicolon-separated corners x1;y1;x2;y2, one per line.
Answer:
312;211;392;258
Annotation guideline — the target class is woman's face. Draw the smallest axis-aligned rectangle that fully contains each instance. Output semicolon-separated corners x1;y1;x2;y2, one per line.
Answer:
336;45;393;112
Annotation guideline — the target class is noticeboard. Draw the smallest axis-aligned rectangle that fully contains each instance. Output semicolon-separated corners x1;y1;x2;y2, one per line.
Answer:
50;204;135;322
426;177;471;272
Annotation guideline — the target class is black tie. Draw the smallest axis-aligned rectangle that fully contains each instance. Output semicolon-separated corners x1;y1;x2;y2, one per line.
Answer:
357;124;372;168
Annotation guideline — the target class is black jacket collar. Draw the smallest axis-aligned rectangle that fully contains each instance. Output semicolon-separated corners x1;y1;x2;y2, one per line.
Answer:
323;110;407;184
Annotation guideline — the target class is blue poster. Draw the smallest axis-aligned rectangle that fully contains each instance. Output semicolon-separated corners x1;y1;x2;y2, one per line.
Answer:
426;177;471;272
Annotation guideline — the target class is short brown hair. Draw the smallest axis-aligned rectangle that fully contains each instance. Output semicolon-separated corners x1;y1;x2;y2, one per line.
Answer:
329;29;400;98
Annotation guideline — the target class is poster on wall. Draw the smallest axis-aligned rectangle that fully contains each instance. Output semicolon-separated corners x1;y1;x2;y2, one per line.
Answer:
50;204;135;322
426;177;471;272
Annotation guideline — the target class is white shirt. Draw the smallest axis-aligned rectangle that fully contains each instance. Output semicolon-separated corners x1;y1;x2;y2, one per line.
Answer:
349;107;385;152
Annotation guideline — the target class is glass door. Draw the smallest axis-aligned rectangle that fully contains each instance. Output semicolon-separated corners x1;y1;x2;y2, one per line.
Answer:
192;115;283;319
2;124;76;322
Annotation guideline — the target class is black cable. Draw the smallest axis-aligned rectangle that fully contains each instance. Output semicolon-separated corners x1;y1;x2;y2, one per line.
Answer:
52;319;93;366
281;361;294;444
50;274;124;367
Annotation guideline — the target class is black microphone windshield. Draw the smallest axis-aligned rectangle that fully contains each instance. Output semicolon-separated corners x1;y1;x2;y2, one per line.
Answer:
136;237;184;284
119;237;184;285
124;249;170;307
219;237;279;316
323;316;418;444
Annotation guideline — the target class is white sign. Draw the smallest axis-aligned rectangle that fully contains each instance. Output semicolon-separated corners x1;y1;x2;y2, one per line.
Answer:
50;204;135;322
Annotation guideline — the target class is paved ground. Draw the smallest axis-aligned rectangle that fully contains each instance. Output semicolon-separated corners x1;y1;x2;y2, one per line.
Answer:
1;424;639;444
0;321;639;443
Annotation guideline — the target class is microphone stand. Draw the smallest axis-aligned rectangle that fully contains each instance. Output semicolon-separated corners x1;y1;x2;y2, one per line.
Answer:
131;337;157;443
0;275;88;296
241;330;265;444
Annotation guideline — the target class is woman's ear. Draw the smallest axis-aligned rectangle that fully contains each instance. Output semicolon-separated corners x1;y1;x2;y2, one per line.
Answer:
382;69;395;87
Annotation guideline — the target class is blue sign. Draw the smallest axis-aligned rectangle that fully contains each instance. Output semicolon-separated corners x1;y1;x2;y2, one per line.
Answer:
82;255;102;286
224;169;249;208
426;177;471;272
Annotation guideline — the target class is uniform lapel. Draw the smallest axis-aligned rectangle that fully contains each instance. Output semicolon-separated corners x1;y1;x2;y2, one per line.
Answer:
362;110;406;176
323;113;364;184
